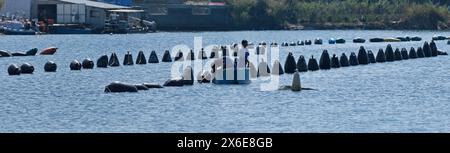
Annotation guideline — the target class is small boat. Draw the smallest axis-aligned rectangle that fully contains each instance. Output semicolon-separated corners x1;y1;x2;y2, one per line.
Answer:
314;38;323;45
353;37;366;43
369;38;384;42
40;47;58;55
328;38;336;44
212;68;251;85
289;42;297;46
432;35;447;41
2;27;36;35
270;42;278;47
304;40;312;45
384;38;401;42
396;37;409;41
336;38;346;44
410;36;422;41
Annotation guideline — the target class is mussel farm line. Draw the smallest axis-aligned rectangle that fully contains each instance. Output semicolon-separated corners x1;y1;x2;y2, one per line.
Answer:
4;41;448;93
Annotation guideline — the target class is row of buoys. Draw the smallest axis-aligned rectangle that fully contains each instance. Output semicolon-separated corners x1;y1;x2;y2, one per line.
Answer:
7;61;57;75
91;48;233;69
103;40;446;92
370;36;422;42
276;41;447;75
280;36;424;47
432;35;448;41
69;58;94;70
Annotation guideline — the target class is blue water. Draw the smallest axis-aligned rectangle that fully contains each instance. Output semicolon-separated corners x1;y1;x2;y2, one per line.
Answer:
1;30;450;132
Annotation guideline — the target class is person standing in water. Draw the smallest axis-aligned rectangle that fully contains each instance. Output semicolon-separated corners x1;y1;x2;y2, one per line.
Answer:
238;40;249;68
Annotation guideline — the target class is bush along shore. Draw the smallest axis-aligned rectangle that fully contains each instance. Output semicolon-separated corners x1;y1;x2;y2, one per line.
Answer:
223;0;450;30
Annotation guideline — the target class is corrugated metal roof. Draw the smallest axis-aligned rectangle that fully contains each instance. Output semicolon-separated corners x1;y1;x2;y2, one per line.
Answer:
58;0;130;9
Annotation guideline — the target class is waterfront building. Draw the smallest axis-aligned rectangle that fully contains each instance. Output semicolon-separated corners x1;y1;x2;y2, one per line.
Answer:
96;0;232;30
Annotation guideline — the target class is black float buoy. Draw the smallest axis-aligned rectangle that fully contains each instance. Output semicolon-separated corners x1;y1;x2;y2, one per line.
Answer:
423;41;432;57
331;54;340;68
109;52;120;67
296;55;308;72
82;58;94;69
394;48;402;61
44;61;57;72
97;54;109;68
221;46;229;57
104;82;138;93
187;50;195;60
257;59;271;77
136;51;147;64
163;78;184;87
307;56;319;71
349;52;359;66
162;50;172;62
284;52;297;74
319;50;331;69
385;44;395;62
409;47;417;59
357;46;369;65
210;48;219;59
271;60;284;75
174;50;184;61
182;66;194;85
7;64;21;75
70;60;82;70
340;53;350;67
149;51;159;63
376;49;386;63
197;70;212;83
430;41;438;57
20;63;34;74
198;48;208;60
123;51;134;65
401;48;409;60
417;47;425;58
232;48;238;57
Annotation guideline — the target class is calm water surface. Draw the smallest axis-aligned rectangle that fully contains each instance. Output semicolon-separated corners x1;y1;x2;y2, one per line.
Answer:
1;30;450;132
